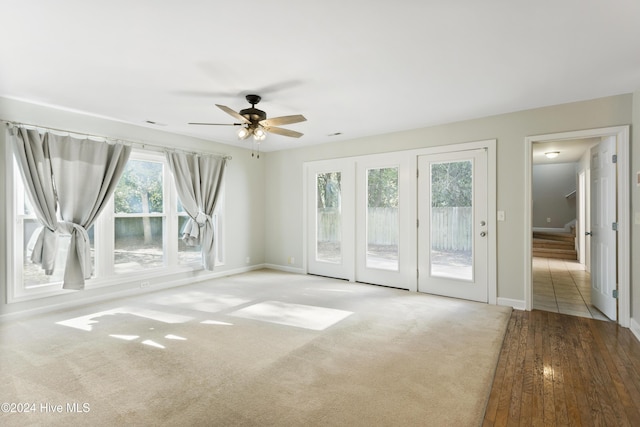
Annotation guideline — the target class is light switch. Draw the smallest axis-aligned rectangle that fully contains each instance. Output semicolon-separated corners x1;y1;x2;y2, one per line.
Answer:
497;211;505;221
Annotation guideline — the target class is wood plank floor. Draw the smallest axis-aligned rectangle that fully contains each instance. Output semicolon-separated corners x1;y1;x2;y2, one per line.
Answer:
483;310;640;426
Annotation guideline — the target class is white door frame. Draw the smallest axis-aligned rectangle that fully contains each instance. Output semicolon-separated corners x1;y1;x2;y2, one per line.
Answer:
303;139;497;305
524;126;630;327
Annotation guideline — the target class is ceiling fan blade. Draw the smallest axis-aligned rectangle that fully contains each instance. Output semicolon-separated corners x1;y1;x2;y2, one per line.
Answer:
216;104;250;123
260;114;307;127
188;122;243;126
263;126;304;138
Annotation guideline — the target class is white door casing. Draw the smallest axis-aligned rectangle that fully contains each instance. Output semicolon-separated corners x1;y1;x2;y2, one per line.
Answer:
524;126;629;327
304;139;496;304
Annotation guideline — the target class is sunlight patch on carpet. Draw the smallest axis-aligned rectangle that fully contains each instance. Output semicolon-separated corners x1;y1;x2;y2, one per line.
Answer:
142;339;165;349
230;301;353;331
201;320;233;326
165;334;187;340
109;334;139;341
56;307;193;331
149;291;251;313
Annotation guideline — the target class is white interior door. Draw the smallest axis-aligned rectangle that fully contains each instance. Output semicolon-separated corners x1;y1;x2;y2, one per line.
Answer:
589;137;617;320
417;149;488;302
355;155;413;289
306;160;354;280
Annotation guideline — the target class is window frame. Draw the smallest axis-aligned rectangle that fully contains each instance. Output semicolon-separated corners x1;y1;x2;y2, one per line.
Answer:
6;143;225;303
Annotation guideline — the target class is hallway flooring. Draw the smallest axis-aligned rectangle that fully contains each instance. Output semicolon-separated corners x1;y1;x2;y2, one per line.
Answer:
532;257;610;321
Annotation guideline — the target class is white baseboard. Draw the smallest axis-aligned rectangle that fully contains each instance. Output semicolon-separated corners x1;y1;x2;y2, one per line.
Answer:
264;263;305;274
630;318;640;343
497;297;526;311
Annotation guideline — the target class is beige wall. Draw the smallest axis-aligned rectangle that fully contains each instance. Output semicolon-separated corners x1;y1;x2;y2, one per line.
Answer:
532;163;577;229
264;94;634;305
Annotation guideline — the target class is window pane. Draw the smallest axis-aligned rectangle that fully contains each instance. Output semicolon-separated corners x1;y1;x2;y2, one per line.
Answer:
430;161;473;280
316;172;341;263
23;219;67;286
178;215;202;264
114;217;164;272
367;167;399;270
114;160;164;214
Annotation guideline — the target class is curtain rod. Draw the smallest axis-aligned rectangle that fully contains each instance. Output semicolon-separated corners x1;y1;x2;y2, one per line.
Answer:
3;120;232;160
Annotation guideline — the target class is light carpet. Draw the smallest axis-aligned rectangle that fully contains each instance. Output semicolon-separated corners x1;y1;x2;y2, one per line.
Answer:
0;269;511;426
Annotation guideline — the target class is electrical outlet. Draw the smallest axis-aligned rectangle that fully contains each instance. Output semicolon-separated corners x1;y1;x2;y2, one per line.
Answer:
140;281;150;288
288;257;295;264
245;257;251;264
546;217;551;223
497;211;505;221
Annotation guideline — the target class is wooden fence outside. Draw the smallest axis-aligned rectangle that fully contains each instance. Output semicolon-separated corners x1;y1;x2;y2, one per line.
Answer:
317;206;471;251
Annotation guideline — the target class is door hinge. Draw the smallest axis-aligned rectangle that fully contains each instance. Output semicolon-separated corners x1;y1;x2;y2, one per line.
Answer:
417;269;419;279
612;222;618;231
612;154;617;163
417;219;419;228
416;169;419;179
613;289;618;299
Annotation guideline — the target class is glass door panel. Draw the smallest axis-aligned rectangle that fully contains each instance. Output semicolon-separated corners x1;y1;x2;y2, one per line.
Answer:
429;160;473;281
316;171;342;263
366;167;399;271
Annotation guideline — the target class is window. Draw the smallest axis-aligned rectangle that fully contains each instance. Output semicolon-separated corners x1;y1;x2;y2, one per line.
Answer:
7;145;225;302
113;158;166;272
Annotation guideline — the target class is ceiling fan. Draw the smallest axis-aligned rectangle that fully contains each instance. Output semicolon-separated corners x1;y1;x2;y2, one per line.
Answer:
189;94;306;142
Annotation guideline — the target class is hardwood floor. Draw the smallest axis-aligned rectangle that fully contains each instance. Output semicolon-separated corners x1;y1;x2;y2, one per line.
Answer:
483;309;640;426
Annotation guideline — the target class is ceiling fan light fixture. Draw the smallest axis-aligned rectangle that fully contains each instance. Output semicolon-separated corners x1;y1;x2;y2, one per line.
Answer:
545;151;560;159
237;127;250;139
253;128;266;141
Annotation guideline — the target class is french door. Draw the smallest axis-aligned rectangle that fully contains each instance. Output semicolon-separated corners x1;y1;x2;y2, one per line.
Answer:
417;149;489;302
306;142;494;301
306;159;354;280
305;155;412;288
355;155;413;288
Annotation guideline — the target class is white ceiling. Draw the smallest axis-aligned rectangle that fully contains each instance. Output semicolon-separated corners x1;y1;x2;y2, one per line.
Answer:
532;138;600;165
1;1;639;152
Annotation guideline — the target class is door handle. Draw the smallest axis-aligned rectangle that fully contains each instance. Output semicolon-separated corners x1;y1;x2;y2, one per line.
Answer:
585;231;592;236
480;231;487;237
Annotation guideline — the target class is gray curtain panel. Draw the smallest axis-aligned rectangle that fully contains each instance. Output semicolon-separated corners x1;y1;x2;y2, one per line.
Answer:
166;152;227;270
11;128;59;273
47;134;131;289
11;129;131;290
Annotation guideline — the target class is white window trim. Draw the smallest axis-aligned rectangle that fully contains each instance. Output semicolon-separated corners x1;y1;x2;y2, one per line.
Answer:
5;144;225;304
